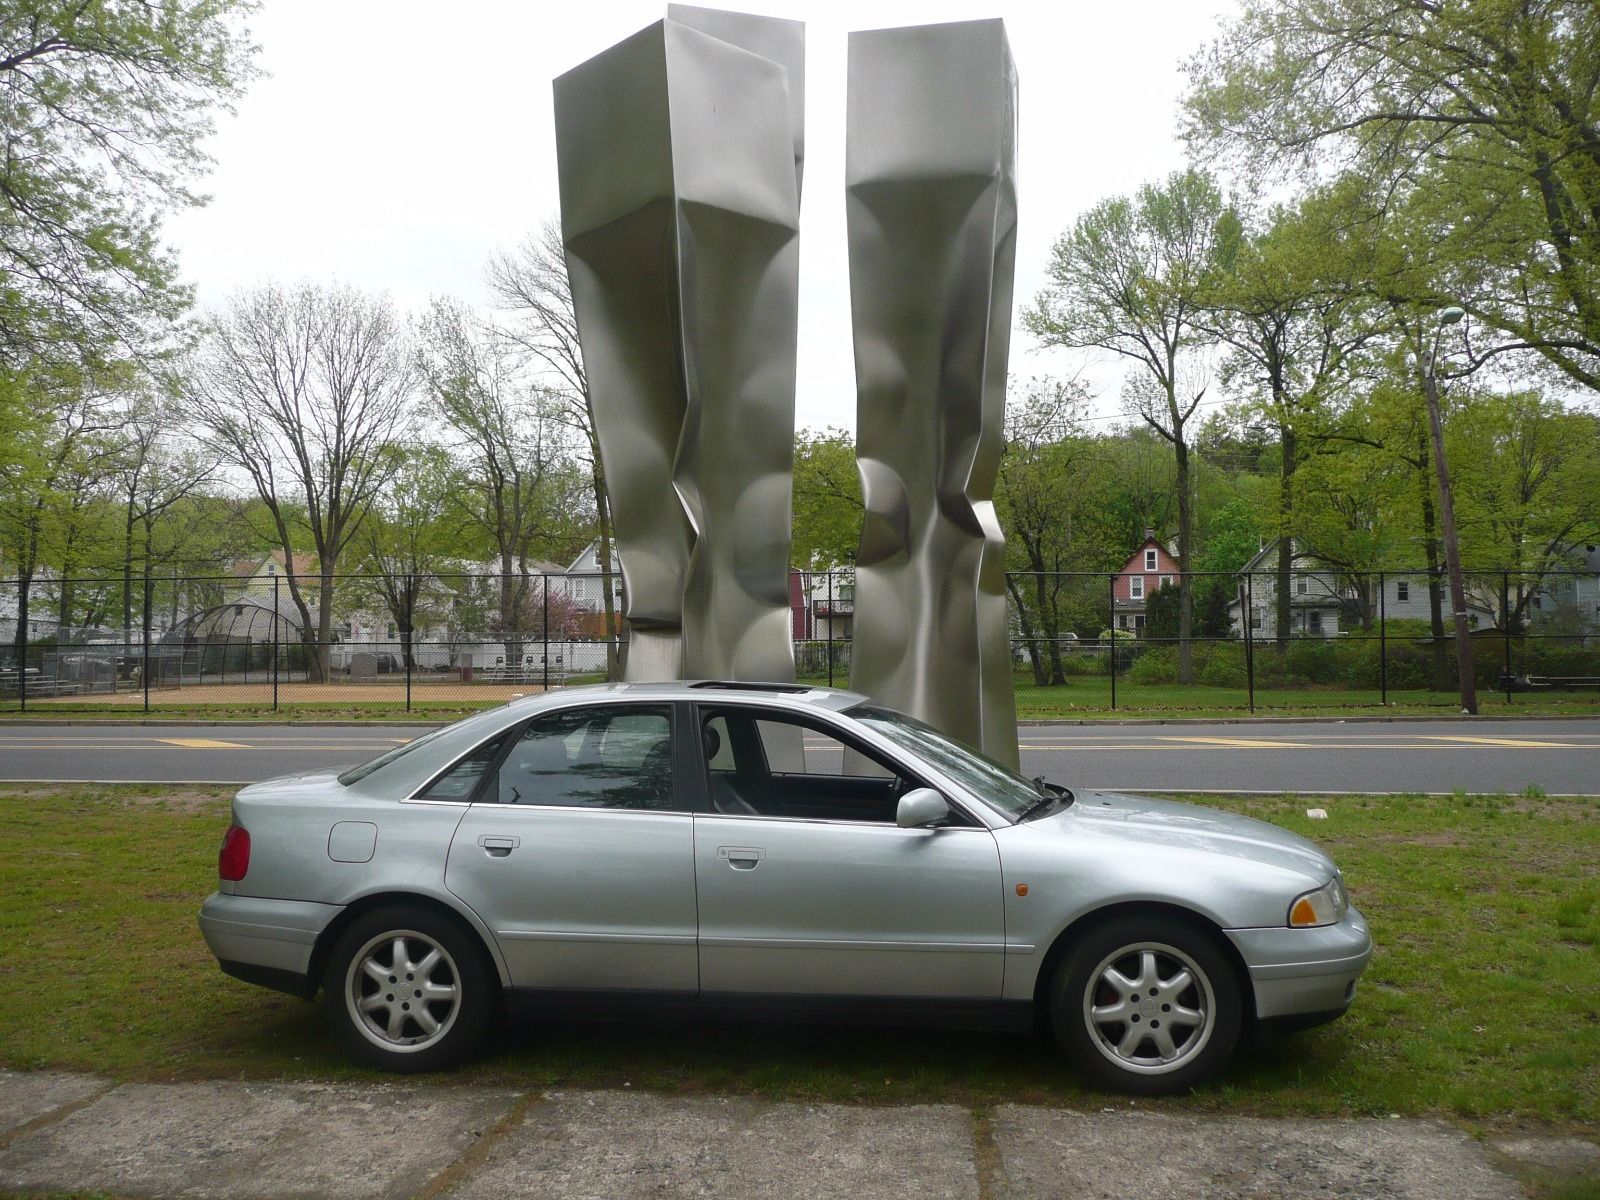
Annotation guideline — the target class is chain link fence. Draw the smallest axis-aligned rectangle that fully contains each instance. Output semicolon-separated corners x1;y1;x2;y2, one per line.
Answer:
1;566;1596;713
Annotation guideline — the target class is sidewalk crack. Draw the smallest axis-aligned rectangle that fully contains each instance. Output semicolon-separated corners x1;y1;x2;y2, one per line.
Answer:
972;1103;1004;1200
0;1080;119;1152
411;1089;546;1200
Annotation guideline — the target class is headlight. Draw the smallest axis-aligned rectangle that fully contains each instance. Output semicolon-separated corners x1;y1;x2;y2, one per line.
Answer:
1288;875;1348;928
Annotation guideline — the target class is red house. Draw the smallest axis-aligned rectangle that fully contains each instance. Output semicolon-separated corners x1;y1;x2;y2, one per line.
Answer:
1112;530;1180;636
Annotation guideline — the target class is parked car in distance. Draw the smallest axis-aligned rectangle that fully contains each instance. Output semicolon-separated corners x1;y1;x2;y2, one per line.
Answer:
199;682;1371;1094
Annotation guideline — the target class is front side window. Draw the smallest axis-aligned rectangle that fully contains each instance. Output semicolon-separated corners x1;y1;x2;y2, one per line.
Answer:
1396;581;1410;602
491;704;676;811
1130;576;1144;600
699;706;943;825
1144;549;1157;571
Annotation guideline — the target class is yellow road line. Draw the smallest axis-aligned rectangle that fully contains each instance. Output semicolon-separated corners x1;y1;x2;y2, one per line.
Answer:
1158;736;1313;749
1417;735;1576;748
155;737;249;749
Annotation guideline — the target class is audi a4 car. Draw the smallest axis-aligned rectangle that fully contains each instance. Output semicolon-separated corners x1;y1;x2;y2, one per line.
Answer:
199;682;1371;1093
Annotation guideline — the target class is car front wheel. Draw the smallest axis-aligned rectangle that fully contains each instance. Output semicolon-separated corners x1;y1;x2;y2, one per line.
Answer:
1051;915;1241;1095
323;906;493;1071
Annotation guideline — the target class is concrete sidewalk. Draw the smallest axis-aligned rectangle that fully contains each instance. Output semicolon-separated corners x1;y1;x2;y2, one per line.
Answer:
2;1071;1593;1199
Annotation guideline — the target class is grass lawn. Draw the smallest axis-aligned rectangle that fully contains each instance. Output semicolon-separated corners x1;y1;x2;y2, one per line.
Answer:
0;784;1595;1130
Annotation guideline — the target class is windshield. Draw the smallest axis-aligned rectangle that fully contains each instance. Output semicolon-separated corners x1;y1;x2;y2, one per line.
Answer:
847;703;1041;820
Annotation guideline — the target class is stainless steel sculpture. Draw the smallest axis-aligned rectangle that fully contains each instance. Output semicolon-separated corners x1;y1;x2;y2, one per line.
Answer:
554;13;802;682
846;20;1021;768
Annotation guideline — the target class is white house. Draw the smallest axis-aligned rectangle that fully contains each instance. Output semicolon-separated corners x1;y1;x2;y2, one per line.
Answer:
1375;572;1496;629
1229;541;1343;640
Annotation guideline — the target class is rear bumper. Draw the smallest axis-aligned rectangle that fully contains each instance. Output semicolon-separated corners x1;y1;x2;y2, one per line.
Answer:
1225;906;1373;1021
199;892;341;996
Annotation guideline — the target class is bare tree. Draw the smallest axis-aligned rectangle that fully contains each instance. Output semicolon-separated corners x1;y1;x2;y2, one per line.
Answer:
109;391;215;647
486;221;622;677
187;283;415;681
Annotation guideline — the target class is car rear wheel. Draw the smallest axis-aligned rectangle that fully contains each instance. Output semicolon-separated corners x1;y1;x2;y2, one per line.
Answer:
1051;915;1241;1095
323;906;493;1071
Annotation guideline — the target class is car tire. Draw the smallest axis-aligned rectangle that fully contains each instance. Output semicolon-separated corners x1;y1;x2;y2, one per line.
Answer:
1050;914;1241;1095
323;905;494;1072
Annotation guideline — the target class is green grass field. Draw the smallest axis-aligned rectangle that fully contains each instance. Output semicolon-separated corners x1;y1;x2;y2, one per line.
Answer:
1;784;1595;1129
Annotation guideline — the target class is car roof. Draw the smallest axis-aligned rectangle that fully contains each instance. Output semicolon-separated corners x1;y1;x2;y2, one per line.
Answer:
506;680;869;714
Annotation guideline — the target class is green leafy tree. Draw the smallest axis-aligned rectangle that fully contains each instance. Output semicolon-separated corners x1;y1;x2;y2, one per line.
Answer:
1448;389;1600;629
350;446;456;670
997;380;1120;685
1205;180;1378;646
791;427;862;570
0;1;257;368
1184;0;1600;395
1027;169;1233;683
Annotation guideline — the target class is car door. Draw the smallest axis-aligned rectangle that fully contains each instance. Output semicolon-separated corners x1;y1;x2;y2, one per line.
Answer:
692;704;1006;999
443;701;699;993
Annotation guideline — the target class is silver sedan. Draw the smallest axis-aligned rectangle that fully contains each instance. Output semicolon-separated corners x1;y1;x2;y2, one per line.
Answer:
199;682;1371;1094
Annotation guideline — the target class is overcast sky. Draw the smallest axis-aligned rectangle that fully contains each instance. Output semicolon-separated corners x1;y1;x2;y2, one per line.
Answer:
166;0;1237;432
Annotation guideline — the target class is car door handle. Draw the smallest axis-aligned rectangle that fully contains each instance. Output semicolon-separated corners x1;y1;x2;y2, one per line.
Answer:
477;835;520;858
718;846;766;870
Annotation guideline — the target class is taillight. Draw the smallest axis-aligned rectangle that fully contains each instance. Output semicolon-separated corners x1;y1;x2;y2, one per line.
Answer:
218;825;251;881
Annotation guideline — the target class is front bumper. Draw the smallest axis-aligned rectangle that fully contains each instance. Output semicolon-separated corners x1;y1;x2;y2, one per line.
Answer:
198;892;342;996
1225;905;1373;1021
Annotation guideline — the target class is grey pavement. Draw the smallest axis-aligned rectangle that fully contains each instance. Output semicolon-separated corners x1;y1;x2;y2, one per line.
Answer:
1;717;1598;795
3;1071;1593;1199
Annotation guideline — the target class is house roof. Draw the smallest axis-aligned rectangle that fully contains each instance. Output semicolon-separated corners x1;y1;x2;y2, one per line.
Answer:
231;550;314;578
1236;538;1331;574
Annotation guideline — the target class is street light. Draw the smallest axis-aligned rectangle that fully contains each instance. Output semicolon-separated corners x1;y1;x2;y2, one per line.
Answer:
1422;305;1477;715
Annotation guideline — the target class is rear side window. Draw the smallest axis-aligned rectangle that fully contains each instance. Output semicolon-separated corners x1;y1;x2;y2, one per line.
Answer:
418;732;512;800
489;704;678;811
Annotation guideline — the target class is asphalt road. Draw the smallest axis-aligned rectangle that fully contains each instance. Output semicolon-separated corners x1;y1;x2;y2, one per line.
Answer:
0;717;1596;794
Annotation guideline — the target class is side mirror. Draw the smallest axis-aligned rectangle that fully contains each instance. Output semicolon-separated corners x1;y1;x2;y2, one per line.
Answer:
896;787;951;829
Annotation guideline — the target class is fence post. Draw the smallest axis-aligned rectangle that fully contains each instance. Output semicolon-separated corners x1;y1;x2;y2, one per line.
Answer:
1243;572;1255;714
272;575;279;712
542;575;550;691
1502;570;1513;704
1378;571;1387;706
827;570;835;688
404;616;413;714
142;568;152;714
18;584;25;713
1108;573;1117;711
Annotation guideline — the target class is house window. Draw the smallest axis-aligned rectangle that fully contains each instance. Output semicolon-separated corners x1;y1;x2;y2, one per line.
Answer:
1309;611;1323;631
266;564;275;575
1144;549;1157;571
387;623;397;639
1396;581;1409;602
1250;613;1261;628
1129;576;1144;600
1119;615;1130;629
1296;577;1308;595
1160;575;1173;589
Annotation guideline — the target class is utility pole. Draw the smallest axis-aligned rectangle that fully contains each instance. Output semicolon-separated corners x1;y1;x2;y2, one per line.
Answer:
1422;306;1477;715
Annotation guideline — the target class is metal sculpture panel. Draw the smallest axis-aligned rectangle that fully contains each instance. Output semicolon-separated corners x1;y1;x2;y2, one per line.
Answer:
554;15;801;682
846;20;1021;767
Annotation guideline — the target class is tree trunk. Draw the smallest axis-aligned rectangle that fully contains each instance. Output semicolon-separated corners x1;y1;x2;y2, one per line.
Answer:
1275;427;1296;649
589;452;623;682
1414;441;1450;691
1175;437;1194;685
1006;575;1046;686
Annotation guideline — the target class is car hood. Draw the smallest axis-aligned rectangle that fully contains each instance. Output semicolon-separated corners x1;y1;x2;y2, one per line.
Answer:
1032;790;1335;880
